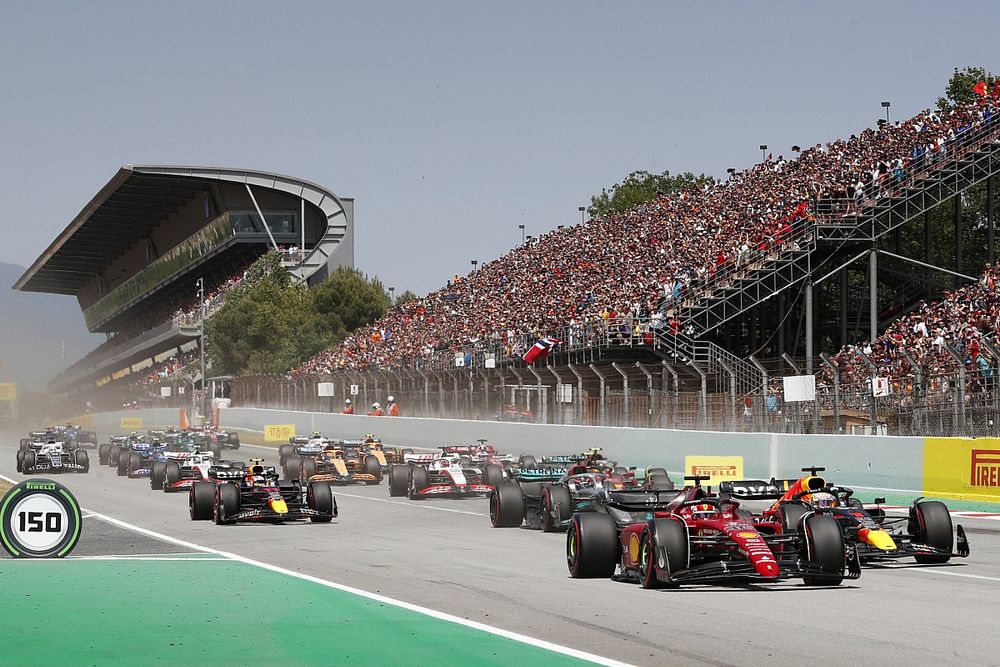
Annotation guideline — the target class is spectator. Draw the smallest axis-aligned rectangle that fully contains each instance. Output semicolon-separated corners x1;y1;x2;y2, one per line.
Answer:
342;399;354;415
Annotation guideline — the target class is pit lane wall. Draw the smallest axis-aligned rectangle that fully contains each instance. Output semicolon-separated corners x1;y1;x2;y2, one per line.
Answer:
76;409;1000;503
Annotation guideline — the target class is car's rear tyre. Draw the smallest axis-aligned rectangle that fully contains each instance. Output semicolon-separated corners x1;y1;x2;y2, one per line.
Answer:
214;483;239;525
150;462;165;490
642;519;688;589
778;503;809;533
208;443;222;461
567;512;618;578
19;439;29;451
408;466;429;499
109;446;121;466
299;458;317;482
363;455;382;485
283;456;301;480
164;460;181;492
229;433;240;450
98;444;111;465
912;501;953;564
802;514;845;586
308;482;334;522
278;445;294;466
518;455;537;469
542;484;573;532
189;482;214;520
388;465;409;497
116;452;129;476
15;449;24;473
490;482;525;528
484;463;505;488
75;449;89;473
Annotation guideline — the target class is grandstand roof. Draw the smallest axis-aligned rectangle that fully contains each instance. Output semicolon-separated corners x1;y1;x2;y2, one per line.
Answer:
14;164;349;295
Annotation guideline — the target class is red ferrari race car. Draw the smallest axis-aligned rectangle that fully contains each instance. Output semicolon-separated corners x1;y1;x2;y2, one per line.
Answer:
567;475;859;588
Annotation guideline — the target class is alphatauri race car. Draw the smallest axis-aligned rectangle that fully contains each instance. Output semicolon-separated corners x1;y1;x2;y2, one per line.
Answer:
17;436;89;474
567;475;858;588
723;467;970;565
189;459;337;524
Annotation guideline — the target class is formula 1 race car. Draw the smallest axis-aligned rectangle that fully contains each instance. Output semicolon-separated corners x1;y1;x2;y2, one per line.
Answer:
387;453;492;499
17;436;90;474
356;435;410;468
289;444;383;486
724;467;970;565
149;440;245;492
189;459;337;524
55;424;98;449
491;466;675;532
567;475;858;588
278;433;331;469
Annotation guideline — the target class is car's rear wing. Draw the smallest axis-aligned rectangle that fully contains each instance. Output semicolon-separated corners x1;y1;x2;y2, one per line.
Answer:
514;467;568;482
718;478;798;500
541;454;587;464
605;488;684;511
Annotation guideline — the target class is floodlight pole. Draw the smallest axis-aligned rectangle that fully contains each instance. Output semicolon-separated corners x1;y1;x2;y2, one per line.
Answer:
198;277;207;426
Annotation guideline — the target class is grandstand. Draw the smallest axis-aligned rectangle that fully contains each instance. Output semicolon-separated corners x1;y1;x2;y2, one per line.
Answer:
271;90;1000;436
16;165;353;401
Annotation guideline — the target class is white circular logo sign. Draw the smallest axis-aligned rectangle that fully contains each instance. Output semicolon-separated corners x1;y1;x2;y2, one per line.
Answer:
0;479;81;558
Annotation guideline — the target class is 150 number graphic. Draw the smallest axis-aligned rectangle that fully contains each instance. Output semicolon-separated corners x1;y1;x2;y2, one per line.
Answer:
17;511;62;533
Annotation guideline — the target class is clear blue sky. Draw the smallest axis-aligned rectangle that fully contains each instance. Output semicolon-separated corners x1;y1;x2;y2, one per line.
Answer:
2;1;998;304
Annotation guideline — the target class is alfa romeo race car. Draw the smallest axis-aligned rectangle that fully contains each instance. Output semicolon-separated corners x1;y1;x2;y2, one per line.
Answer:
17;437;89;474
387;453;491;499
56;424;98;449
189;459;337;524
149;440;245;492
723;467;970;565
567;475;858;588
288;444;383;485
278;433;331;468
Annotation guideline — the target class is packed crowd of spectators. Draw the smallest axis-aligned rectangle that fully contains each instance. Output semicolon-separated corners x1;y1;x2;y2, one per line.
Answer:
819;265;1000;402
296;94;999;375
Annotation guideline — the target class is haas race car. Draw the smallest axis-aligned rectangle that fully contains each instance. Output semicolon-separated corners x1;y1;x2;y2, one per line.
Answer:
189;459;337;525
723;467;970;565
17;435;89;474
388;452;492;499
567;475;859;588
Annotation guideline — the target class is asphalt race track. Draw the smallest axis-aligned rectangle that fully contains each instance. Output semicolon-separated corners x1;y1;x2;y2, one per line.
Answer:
2;431;999;666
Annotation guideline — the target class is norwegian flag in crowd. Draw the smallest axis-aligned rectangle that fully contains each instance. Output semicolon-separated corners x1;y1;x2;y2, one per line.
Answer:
523;338;562;364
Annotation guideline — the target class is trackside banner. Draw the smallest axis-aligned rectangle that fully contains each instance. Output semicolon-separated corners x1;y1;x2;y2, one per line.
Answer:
264;424;296;442
924;437;1000;502
684;455;743;487
120;417;142;429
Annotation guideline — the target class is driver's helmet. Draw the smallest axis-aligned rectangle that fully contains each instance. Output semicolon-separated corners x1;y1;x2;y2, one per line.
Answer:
312;431;322;438
805;491;838;509
691;503;719;521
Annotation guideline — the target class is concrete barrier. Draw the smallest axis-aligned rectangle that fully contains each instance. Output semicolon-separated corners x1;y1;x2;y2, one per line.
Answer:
89;407;925;494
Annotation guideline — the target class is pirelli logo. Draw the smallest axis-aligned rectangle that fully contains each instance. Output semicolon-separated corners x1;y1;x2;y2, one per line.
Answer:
691;465;738;478
970;449;1000;487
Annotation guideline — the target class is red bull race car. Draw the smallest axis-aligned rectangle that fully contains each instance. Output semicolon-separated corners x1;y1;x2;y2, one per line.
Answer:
722;467;970;565
189;459;337;524
567;475;858;588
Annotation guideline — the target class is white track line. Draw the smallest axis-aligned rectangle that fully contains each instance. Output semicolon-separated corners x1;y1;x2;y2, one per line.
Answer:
335;491;488;516
897;568;1000;583
64;509;629;667
69;556;228;562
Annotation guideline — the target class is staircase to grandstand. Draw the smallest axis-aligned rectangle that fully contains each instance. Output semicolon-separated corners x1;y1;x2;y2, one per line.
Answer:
655;115;1000;395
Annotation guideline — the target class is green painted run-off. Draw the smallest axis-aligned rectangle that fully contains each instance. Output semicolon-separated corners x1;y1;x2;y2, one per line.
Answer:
0;558;597;667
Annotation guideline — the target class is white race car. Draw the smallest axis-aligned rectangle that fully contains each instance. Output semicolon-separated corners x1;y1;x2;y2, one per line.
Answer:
17;438;89;474
388;453;491;499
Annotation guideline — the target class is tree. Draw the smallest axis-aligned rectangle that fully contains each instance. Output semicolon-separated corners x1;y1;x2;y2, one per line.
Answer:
394;289;418;305
588;170;714;218
309;268;390;335
938;66;996;109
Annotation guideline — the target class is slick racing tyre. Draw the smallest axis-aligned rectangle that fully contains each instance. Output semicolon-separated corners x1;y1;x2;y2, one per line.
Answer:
363;455;382;485
567;513;618;579
164;460;182;492
778;503;809;534
214;484;239;525
802;514;845;586
109;446;122;466
228;433;240;449
490;482;525;528
19;439;29;452
518;455;537;469
484;463;505;489
16;450;24;473
278;445;294;467
912;501;953;564
21;450;36;474
641;519;688;589
541;484;573;532
283;457;302;481
388;465;409;497
208;443;222;461
189;482;215;521
308;482;334;523
300;458;317;482
98;444;111;465
408;467;429;499
128;453;142;478
75;449;89;474
150;462;165;491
